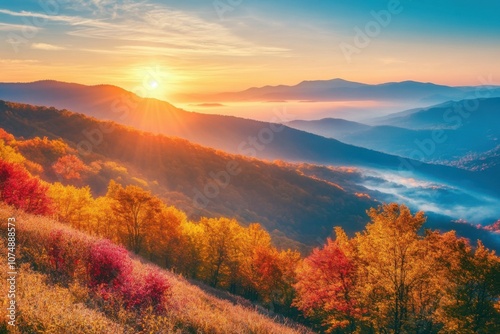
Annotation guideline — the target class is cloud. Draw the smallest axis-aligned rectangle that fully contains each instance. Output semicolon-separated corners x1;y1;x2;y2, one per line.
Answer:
359;169;500;223
0;59;39;64
68;6;288;57
31;43;66;50
0;4;288;58
0;9;84;25
0;22;40;31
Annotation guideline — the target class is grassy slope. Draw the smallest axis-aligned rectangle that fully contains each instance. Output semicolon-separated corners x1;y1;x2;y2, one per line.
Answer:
0;204;311;334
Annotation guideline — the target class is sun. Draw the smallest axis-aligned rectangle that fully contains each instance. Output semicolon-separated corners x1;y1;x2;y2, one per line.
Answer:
128;64;175;100
126;63;192;102
148;79;159;89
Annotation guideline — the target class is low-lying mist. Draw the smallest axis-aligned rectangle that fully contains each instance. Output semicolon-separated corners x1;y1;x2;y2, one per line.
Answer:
178;100;419;122
354;168;500;251
359;169;500;224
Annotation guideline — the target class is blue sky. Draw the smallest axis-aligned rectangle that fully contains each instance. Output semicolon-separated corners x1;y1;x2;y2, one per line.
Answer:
0;0;499;99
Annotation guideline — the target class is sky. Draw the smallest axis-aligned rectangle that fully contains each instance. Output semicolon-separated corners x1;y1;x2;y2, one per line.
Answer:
0;0;499;102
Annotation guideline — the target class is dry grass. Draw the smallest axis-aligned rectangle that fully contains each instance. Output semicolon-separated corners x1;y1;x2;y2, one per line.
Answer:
0;204;313;333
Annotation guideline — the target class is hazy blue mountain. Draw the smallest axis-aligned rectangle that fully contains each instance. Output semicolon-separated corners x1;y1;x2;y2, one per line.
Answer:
182;79;500;103
451;145;500;172
285;118;371;138
372;97;500;130
291;97;500;163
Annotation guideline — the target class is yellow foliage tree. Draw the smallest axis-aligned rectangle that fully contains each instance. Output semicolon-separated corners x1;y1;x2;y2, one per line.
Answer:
146;205;186;268
198;217;245;288
354;203;442;333
177;221;205;278
106;181;164;254
49;183;94;230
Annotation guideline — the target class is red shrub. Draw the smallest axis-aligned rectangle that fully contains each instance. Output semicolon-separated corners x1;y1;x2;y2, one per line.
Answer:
140;269;170;312
87;239;132;289
120;269;171;313
88;239;170;313
47;230;86;281
0;159;52;215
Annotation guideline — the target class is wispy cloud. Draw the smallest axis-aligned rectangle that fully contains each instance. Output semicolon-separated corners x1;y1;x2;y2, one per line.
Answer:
0;9;84;25
0;22;40;31
31;43;66;50
0;4;288;58
0;59;39;64
69;5;288;57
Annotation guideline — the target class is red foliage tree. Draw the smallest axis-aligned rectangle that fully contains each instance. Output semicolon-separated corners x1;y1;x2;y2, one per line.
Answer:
0;159;52;215
294;238;361;332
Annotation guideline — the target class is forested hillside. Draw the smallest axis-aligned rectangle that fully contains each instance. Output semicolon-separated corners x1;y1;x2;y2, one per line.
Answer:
0;101;376;244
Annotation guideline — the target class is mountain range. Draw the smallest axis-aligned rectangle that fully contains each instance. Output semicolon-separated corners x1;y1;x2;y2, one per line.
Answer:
179;78;500;103
0;81;497;196
287;98;500;163
0;100;375;246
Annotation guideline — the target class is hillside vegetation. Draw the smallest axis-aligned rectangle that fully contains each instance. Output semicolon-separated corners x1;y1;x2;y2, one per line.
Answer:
0;204;310;333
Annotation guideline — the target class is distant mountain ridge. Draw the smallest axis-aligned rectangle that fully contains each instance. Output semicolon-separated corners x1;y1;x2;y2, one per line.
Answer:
372;97;500;130
180;78;500;103
286;96;500;163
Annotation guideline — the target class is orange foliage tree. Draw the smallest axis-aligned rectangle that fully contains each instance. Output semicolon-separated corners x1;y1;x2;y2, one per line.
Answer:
52;154;89;180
